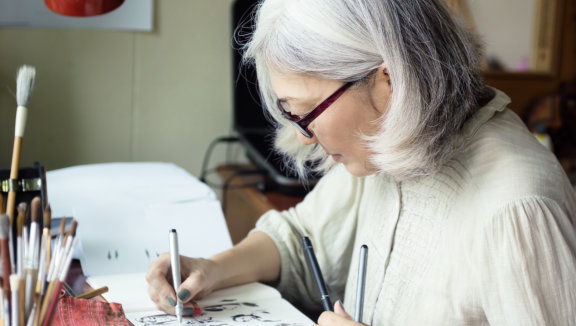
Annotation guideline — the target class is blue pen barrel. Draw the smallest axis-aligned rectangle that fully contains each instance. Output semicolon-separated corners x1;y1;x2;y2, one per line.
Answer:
301;236;333;312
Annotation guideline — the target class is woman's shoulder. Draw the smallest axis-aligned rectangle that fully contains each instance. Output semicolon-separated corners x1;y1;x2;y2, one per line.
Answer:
449;105;576;217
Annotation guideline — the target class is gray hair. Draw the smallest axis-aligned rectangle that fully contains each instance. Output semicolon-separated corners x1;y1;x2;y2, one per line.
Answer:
242;0;491;180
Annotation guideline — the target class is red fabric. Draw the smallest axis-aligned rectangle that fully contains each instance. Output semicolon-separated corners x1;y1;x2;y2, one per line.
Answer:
51;296;133;326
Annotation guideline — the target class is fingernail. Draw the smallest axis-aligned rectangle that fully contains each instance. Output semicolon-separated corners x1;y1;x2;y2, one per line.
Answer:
166;296;176;307
177;289;190;301
183;307;201;315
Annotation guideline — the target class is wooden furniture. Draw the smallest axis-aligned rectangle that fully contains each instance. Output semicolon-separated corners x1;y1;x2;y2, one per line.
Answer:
217;164;304;244
482;0;575;116
446;0;575;115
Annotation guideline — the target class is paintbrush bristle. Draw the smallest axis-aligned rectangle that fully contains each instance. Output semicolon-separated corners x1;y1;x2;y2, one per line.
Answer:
44;203;52;229
59;218;66;236
70;220;78;237
17;202;27;216
0;214;9;239
17;202;27;236
16;65;36;107
31;197;41;223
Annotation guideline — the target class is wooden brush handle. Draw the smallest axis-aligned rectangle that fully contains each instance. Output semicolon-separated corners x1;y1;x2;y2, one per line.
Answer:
6;136;23;223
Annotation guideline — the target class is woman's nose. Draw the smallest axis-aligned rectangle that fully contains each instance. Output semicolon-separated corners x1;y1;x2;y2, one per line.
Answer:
296;130;318;145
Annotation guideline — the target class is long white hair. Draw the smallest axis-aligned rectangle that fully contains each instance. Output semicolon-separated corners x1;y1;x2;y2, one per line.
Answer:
242;0;491;180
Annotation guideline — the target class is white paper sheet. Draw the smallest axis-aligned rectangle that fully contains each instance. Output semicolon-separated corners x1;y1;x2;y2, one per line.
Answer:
86;275;283;313
126;298;313;326
47;162;215;211
47;162;233;276
87;273;154;312
88;276;314;326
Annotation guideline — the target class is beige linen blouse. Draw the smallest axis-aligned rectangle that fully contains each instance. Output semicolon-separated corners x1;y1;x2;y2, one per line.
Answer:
255;90;576;325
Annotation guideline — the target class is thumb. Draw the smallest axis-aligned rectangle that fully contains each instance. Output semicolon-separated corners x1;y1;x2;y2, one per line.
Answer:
334;300;353;320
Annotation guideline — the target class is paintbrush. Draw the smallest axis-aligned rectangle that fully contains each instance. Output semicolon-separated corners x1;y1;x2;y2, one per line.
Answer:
42;237;77;326
0;192;4;214
0;214;12;301
16;203;27;325
38;221;77;326
16;203;27;278
10;275;19;326
6;65;36;225
1;283;10;326
42;204;51;265
25;198;41;315
45;218;67;287
35;204;51;299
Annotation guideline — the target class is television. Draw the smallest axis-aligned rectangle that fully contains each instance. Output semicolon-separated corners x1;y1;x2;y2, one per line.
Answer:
231;0;318;195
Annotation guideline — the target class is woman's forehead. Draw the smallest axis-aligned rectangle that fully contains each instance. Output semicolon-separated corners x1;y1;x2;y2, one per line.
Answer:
268;68;341;103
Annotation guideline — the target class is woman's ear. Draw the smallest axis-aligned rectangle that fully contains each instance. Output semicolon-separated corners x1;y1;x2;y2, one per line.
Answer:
378;63;392;92
381;64;391;89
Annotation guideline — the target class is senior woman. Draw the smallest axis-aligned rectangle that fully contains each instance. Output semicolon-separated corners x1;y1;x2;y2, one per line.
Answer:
146;0;576;325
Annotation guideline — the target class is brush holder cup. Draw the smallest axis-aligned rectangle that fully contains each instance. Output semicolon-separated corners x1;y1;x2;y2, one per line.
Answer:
0;161;48;230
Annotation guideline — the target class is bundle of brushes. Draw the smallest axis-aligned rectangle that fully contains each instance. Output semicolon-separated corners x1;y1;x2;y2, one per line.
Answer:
0;66;79;325
0;198;79;326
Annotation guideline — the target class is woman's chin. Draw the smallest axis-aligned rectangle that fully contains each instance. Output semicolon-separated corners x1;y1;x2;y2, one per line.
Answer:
343;162;376;177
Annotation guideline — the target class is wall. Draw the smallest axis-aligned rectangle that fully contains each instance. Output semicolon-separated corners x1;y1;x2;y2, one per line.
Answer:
0;0;236;177
467;0;536;71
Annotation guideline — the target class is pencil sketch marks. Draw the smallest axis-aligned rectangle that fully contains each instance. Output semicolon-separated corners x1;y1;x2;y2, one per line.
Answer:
145;249;161;260
107;249;119;260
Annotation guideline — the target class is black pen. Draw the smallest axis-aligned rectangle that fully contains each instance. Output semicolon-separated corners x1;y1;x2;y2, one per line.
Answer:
302;236;333;311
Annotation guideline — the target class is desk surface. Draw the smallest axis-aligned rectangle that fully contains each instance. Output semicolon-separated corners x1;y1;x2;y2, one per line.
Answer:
217;164;305;244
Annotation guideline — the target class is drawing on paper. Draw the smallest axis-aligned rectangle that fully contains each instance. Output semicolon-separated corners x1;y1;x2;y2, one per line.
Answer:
203;302;258;312
132;300;305;326
125;283;311;326
135;313;227;326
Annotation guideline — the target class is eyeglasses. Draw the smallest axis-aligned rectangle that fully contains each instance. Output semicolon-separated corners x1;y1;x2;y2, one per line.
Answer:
276;82;353;138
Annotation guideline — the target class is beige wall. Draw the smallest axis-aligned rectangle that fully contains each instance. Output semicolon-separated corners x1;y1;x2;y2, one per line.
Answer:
0;0;237;177
467;0;536;71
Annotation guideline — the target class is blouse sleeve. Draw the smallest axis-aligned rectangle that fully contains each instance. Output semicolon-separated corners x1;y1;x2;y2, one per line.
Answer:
476;196;576;325
254;165;364;309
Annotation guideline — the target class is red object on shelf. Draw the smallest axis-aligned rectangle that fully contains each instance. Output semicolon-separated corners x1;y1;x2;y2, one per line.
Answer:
45;0;125;17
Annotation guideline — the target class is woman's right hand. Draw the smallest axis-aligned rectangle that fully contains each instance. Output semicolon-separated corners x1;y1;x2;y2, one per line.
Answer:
145;254;224;315
146;231;282;315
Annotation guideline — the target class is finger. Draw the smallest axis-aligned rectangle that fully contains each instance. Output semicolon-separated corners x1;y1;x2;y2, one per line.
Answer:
334;300;353;320
146;253;178;312
317;310;356;326
178;270;208;303
182;301;203;316
147;280;177;313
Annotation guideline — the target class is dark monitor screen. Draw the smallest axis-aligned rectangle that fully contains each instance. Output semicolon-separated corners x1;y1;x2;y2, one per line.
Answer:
231;0;318;194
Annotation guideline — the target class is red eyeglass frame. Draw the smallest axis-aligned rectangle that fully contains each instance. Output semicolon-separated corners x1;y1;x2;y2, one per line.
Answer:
276;82;353;138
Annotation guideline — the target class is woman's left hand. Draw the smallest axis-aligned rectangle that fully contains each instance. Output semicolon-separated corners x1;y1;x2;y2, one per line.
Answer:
316;301;367;326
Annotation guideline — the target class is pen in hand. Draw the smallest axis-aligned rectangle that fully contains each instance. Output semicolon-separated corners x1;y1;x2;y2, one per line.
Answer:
169;229;183;324
302;236;333;312
354;245;368;323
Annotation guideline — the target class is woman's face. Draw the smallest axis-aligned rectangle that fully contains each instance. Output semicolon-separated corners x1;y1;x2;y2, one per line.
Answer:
269;66;392;176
